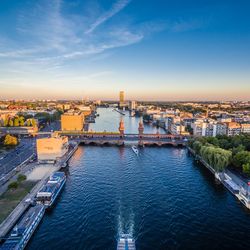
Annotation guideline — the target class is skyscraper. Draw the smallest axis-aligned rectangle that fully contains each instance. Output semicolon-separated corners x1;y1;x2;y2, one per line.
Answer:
119;91;124;103
119;91;125;108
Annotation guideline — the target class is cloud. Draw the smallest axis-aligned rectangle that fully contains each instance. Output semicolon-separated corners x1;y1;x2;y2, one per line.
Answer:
85;0;131;34
0;0;181;77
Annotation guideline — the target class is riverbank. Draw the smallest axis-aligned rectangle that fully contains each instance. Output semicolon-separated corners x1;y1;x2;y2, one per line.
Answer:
0;143;77;239
0;181;36;224
187;146;250;210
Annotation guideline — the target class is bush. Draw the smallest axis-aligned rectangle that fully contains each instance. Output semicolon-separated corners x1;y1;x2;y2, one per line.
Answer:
8;181;18;189
17;174;27;182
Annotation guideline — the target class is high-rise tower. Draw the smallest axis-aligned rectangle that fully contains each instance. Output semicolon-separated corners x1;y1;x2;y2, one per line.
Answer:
119;91;125;108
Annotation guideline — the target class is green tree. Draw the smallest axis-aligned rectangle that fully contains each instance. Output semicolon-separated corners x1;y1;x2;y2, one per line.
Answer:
192;141;203;155
17;174;27;182
243;163;250;175
8;181;18;189
232;151;250;168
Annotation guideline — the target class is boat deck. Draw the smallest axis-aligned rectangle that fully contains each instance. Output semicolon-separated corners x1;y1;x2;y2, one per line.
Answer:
117;235;136;250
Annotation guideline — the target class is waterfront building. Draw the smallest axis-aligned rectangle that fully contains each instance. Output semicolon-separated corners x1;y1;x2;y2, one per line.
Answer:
215;122;227;135
61;111;84;131
226;122;241;136
75;105;92;116
192;120;216;137
241;123;250;134
36;136;68;163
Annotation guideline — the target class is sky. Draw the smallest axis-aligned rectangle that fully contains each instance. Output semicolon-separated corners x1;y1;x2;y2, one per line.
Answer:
0;0;249;101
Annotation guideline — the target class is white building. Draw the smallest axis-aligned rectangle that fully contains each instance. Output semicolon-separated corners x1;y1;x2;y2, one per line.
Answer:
36;136;69;163
241;124;250;134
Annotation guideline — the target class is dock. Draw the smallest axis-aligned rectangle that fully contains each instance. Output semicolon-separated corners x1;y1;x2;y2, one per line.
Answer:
113;109;125;115
0;144;77;240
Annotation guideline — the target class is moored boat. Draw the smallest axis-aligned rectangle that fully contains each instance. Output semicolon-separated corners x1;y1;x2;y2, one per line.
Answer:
36;172;66;208
0;205;45;250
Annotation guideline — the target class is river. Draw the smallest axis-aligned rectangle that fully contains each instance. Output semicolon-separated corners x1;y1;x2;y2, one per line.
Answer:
28;108;250;250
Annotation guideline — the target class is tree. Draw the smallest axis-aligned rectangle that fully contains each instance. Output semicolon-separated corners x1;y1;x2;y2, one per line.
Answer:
31;118;37;127
26;119;31;126
192;141;203;155
4;134;18;146
3;118;9;127
8;119;14;127
243;163;250;175
17;174;27;182
232;151;250;168
13;117;19;127
231;145;245;155
8;181;18;189
19;116;25;126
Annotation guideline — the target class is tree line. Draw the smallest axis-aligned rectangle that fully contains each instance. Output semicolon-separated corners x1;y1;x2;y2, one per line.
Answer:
2;116;37;127
188;134;250;175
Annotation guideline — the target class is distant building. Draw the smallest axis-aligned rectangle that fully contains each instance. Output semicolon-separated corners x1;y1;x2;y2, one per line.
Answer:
36;136;68;163
61;111;84;131
170;122;187;135
226;122;241;136
119;91;125;108
129;101;137;110
241;123;250;134
215;123;227;135
75;105;92;116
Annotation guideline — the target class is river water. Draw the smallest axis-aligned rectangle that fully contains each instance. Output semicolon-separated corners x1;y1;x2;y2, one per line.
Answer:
28;108;250;250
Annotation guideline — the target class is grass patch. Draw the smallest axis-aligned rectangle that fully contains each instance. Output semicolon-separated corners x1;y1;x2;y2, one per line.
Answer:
0;181;37;224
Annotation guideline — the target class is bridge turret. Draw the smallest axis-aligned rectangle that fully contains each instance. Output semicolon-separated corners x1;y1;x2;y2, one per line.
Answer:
119;117;125;136
138;117;144;136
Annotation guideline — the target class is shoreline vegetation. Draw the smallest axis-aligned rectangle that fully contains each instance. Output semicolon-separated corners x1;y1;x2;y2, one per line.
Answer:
0;175;36;224
188;134;250;176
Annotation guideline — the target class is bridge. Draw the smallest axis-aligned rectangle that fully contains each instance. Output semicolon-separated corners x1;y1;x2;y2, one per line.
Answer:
7;118;188;146
54;119;188;146
56;131;188;146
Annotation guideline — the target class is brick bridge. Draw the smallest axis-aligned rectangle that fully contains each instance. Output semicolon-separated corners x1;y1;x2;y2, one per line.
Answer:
56;119;188;146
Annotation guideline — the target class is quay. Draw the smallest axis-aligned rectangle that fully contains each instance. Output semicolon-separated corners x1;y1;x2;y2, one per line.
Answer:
0;144;77;240
187;147;250;210
113;108;125;116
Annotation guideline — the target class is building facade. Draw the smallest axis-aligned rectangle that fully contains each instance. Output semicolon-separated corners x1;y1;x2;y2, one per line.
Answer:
61;111;84;131
36;136;68;162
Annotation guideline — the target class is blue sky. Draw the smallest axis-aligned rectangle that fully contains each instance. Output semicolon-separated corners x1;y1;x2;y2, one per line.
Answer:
0;0;249;101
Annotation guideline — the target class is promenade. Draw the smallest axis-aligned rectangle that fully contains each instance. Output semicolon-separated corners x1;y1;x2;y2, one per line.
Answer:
0;143;78;239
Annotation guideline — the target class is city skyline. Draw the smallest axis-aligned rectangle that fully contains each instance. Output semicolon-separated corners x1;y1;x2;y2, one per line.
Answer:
0;0;250;101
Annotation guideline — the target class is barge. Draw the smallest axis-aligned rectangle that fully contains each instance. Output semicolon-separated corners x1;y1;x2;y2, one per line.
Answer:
36;172;66;208
0;205;45;250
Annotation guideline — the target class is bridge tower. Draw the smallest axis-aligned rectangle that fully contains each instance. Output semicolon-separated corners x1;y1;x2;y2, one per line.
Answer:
138;117;144;146
138;117;144;135
119;117;125;137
